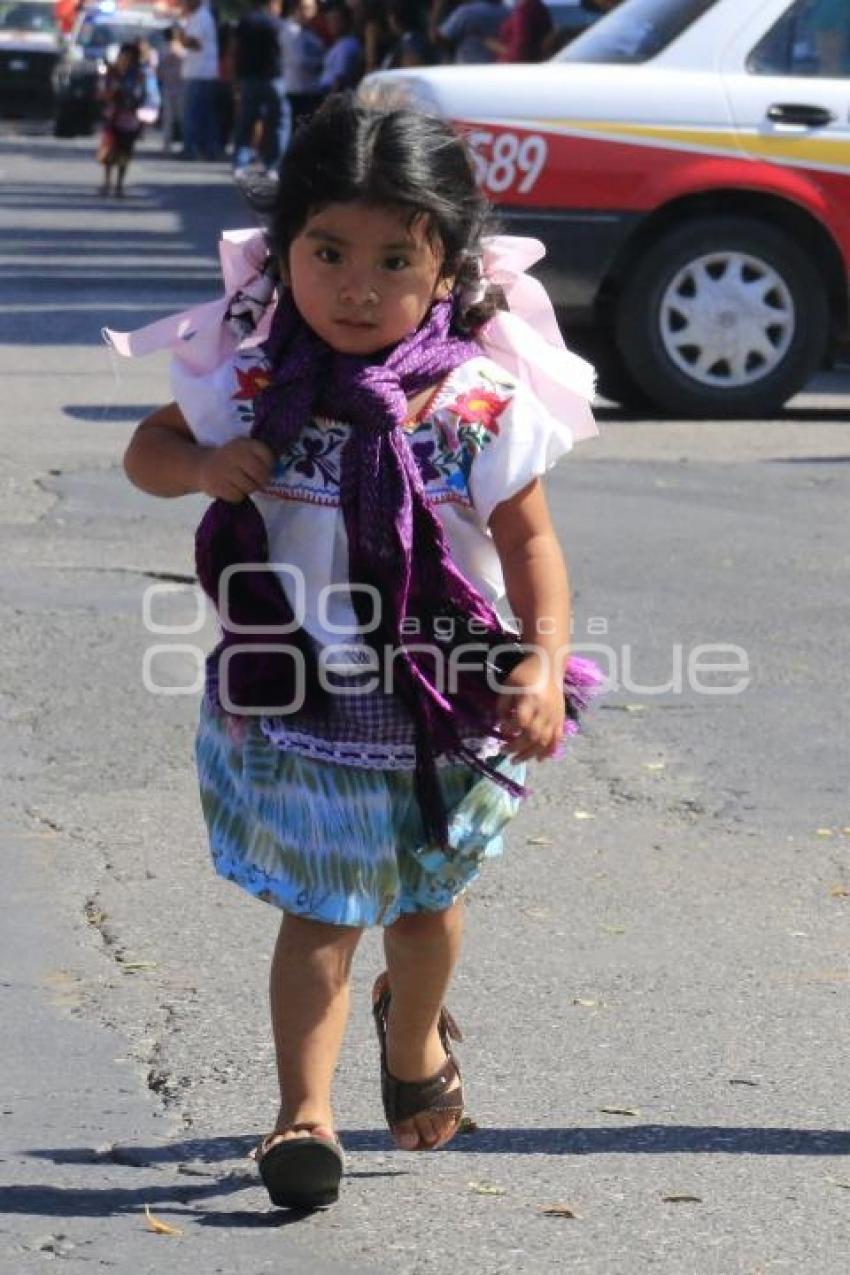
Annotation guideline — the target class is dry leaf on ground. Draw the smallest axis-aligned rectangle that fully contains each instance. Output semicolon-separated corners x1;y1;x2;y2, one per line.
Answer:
598;1106;640;1117
458;1116;479;1134
526;835;553;846
144;1205;183;1237
573;997;605;1009
468;1181;506;1196
661;1193;702;1204
540;1203;580;1218
830;885;850;899
825;1176;850;1190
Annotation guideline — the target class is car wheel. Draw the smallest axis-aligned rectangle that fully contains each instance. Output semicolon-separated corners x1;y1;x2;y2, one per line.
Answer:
615;217;830;417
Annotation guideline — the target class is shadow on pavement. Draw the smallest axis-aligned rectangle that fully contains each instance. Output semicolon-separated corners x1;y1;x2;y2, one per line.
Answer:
22;1124;850;1172
595;405;850;425
62;404;159;422
0;1175;255;1219
0;138;250;347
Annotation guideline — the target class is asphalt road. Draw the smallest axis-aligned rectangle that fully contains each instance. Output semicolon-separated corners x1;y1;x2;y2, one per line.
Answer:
1;127;849;1275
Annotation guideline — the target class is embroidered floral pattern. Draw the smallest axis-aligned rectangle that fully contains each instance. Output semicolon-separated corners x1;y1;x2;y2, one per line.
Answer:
233;364;272;401
230;354;271;427
266;421;347;505
227;359;515;509
448;388;510;433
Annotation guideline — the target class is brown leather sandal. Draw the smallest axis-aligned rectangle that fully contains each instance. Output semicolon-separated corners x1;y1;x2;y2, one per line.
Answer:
372;971;464;1150
256;1122;344;1209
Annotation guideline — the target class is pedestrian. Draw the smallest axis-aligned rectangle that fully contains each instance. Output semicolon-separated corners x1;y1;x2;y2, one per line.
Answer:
278;0;325;135
215;19;237;154
115;95;598;1211
96;41;145;197
318;0;363;93
437;0;507;63
232;0;284;174
347;0;392;73
490;0;552;62
381;0;437;69
158;26;186;152
136;36;161;124
178;0;220;159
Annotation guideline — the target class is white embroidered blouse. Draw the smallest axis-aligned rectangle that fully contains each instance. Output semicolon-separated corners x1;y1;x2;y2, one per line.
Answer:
174;346;576;766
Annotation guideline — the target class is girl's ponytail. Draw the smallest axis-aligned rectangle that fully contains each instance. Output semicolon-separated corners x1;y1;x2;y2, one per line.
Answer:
452;253;506;335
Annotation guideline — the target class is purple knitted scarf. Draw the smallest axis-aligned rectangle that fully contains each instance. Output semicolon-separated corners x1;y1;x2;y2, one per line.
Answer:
195;290;526;843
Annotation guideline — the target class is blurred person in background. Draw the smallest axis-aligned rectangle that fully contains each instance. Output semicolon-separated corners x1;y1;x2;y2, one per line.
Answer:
216;21;238;155
302;0;332;45
382;0;437;69
137;37;162;124
96;41;145;197
232;0;283;174
319;0;364;93
279;0;325;134
178;0;221;160
489;0;552;61
158;26;186;153
348;0;391;73
580;0;622;14
429;0;460;49
437;0;507;64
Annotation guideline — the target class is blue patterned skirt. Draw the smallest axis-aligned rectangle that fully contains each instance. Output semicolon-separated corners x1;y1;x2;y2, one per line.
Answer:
195;702;526;927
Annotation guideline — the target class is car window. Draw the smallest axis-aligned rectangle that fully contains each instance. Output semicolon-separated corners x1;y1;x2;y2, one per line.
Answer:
749;0;850;78
0;1;56;32
556;0;720;64
78;19;164;50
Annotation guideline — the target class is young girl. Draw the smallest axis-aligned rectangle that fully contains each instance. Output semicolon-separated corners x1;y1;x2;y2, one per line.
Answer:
116;95;598;1211
96;42;145;197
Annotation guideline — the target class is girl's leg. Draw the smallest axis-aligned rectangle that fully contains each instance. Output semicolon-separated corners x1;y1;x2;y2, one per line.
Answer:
268;912;363;1143
99;162;112;195
382;899;465;1149
115;161;127;196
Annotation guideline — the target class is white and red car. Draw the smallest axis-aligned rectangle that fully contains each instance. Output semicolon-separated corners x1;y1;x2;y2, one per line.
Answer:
364;0;850;416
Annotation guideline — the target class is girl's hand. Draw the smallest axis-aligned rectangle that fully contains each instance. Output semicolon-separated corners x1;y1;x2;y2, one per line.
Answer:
197;438;275;503
497;653;566;763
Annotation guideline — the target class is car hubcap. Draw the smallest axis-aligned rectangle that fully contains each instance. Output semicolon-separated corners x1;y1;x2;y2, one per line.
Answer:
659;251;794;389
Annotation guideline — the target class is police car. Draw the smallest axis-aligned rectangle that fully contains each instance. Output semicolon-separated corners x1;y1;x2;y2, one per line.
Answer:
364;0;850;416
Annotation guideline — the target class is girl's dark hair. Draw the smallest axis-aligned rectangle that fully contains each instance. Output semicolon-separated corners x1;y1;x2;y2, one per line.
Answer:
270;95;503;332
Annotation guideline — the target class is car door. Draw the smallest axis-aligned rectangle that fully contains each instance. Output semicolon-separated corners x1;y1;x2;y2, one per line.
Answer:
720;0;850;254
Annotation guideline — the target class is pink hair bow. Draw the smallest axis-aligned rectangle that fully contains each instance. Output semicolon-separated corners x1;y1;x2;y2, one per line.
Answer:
103;228;275;371
104;228;598;442
477;235;597;442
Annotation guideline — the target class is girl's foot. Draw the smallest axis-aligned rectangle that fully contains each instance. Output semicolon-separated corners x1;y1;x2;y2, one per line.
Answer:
260;1104;336;1153
372;972;464;1151
256;1120;343;1210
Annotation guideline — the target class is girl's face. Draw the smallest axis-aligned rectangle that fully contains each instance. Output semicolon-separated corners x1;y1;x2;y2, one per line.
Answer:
287;202;452;356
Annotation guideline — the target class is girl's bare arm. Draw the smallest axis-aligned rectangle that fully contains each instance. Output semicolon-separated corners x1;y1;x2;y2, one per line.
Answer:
123;401;274;502
489;478;571;761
